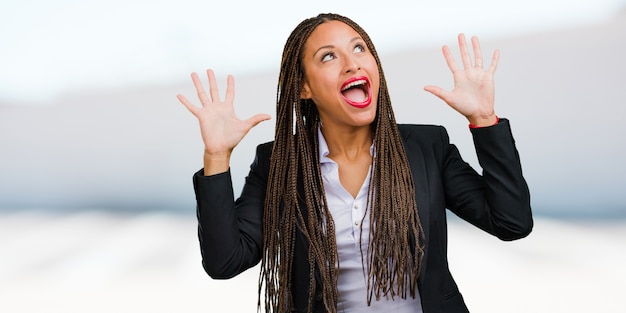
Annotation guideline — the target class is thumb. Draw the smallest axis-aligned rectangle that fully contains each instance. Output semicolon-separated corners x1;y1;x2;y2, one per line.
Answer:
244;113;272;131
423;85;450;103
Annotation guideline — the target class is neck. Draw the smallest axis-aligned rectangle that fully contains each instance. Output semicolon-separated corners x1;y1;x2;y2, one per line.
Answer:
321;124;373;161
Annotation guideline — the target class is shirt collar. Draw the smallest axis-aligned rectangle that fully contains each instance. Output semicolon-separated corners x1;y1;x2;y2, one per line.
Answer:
318;127;332;164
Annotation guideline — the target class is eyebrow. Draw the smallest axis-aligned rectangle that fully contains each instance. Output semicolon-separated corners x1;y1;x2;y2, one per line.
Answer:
313;36;363;57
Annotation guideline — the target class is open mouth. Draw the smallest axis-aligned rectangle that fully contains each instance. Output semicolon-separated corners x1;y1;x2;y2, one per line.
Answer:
340;76;371;108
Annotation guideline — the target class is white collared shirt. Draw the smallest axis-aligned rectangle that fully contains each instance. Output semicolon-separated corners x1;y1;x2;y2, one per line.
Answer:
318;128;423;312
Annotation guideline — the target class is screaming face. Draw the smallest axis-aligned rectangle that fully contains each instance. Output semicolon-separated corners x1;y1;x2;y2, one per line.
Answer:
300;20;380;129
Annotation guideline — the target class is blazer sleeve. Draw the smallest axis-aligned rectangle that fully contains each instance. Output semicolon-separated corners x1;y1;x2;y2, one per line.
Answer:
442;118;533;240
192;142;271;279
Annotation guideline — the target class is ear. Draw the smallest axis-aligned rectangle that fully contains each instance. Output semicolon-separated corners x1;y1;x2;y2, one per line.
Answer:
300;80;312;99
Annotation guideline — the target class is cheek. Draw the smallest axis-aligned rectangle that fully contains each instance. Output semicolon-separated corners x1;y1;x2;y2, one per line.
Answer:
370;71;381;99
312;78;337;101
365;59;381;88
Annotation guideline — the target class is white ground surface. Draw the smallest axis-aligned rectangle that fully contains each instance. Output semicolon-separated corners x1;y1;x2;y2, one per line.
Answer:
1;212;624;312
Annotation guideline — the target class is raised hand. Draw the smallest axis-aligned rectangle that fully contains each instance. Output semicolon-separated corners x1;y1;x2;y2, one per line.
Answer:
424;34;500;127
177;69;271;175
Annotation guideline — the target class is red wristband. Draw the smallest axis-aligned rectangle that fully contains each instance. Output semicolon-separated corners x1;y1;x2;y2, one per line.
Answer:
469;116;499;129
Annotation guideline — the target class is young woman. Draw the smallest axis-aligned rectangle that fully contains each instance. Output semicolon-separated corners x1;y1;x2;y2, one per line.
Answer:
177;13;532;313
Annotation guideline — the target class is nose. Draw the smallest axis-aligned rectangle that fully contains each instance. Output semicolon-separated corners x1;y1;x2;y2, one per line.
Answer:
343;55;360;74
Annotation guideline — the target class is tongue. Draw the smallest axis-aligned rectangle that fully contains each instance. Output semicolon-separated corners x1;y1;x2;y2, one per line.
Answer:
342;88;367;103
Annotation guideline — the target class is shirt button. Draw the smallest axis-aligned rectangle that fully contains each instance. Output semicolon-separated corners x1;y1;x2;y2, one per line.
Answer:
354;204;359;210
354;221;359;226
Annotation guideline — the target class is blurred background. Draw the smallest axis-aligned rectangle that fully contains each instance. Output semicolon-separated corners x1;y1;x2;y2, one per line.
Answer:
1;0;625;312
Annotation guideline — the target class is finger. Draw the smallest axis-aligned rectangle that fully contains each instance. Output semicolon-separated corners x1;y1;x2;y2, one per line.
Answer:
487;49;501;75
191;72;210;105
206;69;221;103
225;75;235;104
442;45;460;73
176;94;199;116
471;36;483;68
457;33;472;69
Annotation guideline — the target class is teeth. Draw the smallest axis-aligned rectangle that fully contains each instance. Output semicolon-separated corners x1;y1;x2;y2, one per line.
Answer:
342;79;366;91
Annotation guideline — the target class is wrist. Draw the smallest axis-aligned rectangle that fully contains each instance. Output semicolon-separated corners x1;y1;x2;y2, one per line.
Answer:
203;150;231;176
204;149;231;160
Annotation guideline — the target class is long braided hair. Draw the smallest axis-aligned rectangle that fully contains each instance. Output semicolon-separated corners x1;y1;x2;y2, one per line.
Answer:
260;13;425;312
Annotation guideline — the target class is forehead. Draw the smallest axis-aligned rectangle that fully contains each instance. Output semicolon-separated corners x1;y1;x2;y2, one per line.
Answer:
304;20;361;51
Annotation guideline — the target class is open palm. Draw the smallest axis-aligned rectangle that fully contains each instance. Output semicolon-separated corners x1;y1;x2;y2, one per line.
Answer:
424;34;500;126
177;69;271;157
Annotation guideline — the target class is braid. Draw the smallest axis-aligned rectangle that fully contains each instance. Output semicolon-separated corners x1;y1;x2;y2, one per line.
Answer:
366;72;425;302
259;13;425;312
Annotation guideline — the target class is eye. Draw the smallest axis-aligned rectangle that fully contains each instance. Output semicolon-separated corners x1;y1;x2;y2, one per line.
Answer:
321;52;335;62
354;44;366;53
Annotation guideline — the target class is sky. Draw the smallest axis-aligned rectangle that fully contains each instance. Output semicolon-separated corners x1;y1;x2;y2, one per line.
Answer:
1;0;625;104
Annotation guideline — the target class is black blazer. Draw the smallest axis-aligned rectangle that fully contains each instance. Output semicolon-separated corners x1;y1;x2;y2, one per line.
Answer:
193;118;533;312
